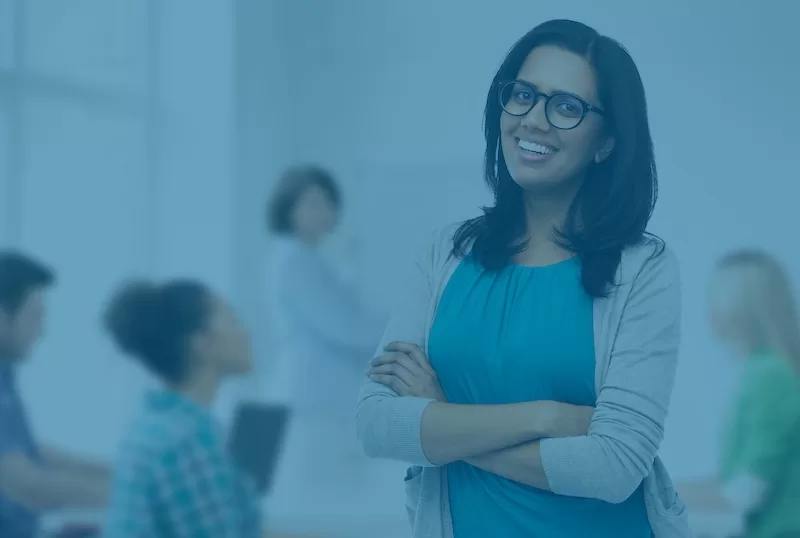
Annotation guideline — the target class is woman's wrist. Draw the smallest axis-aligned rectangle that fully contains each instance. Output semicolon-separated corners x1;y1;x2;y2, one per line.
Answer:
420;401;557;465
527;400;558;439
527;400;594;439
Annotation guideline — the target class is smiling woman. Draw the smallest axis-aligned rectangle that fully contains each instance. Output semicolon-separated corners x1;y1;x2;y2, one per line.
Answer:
357;18;688;538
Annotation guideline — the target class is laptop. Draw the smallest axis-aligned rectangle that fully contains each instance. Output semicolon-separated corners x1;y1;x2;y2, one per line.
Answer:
228;401;292;496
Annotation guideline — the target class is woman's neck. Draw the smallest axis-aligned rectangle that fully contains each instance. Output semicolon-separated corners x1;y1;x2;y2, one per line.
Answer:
726;336;768;361
515;188;576;266
174;368;221;407
293;229;323;247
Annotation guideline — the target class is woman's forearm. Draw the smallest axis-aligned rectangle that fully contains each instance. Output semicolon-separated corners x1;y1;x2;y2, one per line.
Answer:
464;441;551;490
419;401;554;465
676;477;734;511
677;475;766;514
41;446;112;482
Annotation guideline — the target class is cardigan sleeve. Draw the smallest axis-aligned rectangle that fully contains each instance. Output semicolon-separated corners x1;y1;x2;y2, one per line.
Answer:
539;245;682;503
355;228;454;467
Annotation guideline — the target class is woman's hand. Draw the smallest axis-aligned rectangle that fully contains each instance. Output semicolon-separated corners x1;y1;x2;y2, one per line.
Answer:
675;478;736;512
367;342;447;402
537;400;595;438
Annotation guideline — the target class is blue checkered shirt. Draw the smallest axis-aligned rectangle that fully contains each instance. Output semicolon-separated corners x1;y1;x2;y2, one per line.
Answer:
104;390;262;538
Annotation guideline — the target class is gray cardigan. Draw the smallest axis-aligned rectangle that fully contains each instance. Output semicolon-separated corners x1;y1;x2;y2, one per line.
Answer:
356;225;691;538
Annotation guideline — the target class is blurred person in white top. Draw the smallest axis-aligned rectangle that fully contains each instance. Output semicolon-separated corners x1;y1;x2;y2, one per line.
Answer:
264;165;389;520
266;164;385;419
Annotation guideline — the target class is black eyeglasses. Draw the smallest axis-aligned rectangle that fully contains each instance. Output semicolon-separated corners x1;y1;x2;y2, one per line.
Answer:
498;80;605;130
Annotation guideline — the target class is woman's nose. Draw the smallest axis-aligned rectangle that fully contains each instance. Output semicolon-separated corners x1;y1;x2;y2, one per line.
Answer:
520;99;551;132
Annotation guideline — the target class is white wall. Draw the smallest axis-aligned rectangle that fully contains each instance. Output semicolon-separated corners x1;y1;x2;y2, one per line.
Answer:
232;0;305;400
14;0;153;458
154;1;237;296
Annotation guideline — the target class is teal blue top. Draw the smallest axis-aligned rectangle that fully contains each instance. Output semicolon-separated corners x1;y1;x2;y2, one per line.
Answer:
428;256;650;537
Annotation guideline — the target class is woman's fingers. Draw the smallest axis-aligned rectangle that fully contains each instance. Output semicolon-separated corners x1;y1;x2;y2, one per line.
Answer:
385;341;435;375
368;345;441;399
369;352;422;383
370;351;400;367
371;352;422;375
368;373;412;396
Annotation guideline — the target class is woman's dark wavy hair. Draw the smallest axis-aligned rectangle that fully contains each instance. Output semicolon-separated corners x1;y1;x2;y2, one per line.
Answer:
453;19;662;297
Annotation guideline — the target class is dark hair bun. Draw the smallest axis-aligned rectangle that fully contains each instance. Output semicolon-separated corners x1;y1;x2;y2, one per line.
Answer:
103;280;162;358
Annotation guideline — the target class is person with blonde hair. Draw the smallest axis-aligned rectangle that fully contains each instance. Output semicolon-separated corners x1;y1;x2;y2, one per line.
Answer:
682;249;800;538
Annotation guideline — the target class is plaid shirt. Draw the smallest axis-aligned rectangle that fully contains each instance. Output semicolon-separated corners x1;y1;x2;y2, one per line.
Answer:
104;390;262;538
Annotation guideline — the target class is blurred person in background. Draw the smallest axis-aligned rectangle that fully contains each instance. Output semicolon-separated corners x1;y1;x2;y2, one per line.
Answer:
266;164;385;416
102;279;262;538
679;250;800;538
358;19;687;538
265;163;387;517
0;252;110;538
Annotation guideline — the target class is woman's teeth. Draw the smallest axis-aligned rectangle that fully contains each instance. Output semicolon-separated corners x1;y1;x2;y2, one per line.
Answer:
518;140;556;154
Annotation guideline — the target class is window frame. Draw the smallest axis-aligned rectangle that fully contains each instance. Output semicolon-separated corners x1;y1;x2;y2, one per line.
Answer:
0;0;160;260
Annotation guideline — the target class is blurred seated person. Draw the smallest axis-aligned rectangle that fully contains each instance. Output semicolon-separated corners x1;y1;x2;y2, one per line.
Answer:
0;252;110;538
679;250;800;538
102;278;262;538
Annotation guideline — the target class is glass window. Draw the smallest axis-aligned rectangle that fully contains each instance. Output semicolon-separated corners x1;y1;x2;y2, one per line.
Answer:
18;94;154;451
0;103;10;244
8;0;157;459
22;0;149;95
18;95;151;276
0;0;15;71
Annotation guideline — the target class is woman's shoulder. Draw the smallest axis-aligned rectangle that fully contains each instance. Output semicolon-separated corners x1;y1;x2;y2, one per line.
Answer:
737;355;800;427
124;400;225;459
621;234;675;265
415;222;462;264
422;222;461;248
268;236;324;282
619;234;680;285
270;236;313;262
604;236;681;321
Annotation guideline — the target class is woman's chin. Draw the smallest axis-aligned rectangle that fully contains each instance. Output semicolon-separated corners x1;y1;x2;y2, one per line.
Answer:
510;172;571;192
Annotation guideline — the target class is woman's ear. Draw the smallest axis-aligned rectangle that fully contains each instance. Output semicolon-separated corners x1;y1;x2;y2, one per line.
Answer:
594;136;615;164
